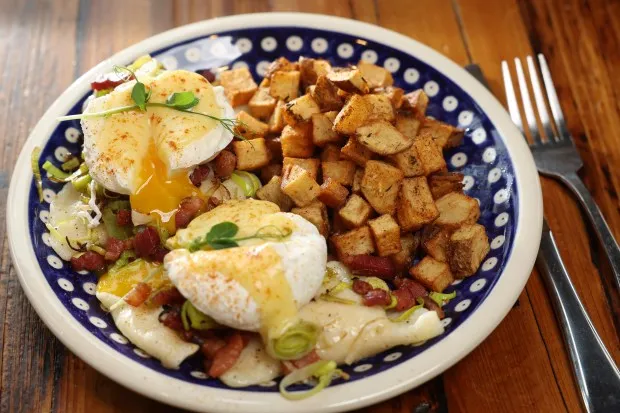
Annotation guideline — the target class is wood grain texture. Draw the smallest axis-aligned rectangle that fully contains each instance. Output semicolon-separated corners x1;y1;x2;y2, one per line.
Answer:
1;0;619;412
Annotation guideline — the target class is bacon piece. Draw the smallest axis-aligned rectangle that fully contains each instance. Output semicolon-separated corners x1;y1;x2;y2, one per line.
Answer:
342;255;397;279
213;150;237;178
104;237;126;261
71;251;106;272
282;350;321;374
202;338;227;359
124;282;152;307
91;71;133;91
175;196;206;229
134;226;160;258
189;164;211;187
208;332;245;377
421;296;445;319
150;287;185;306
116;209;132;226
352;279;372;295
159;308;184;331
150;246;169;263
196;69;216;83
362;288;391;307
394;277;428;298
392;287;416;311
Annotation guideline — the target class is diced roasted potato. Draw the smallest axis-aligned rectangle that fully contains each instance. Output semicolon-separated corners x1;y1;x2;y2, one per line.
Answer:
327;68;370;94
235;111;268;139
414;135;446;175
421;225;452;262
435;192;480;229
402;89;429;119
374;86;405;109
232;138;271;171
248;87;277;120
322;160;356;187
357;61;394;89
299;57;332;88
448;224;490;278
331;226;375;258
395;114;422;140
356;120;412;155
256;176;293;212
388;144;424;177
311;75;343;112
396;177;439;231
340;136;373;166
268;100;286;133
281;124;314;158
352;168;363;194
361;160;404;214
281;164;320;207
409;256;454;292
390;233;420;272
283;157;320;181
338;194;373;228
311;113;341;147
219;67;258;107
260;164;283;184
283;94;321;125
264;137;282;163
259;78;270;88
320;144;342;162
333;95;370;135
363;94;395;122
318;178;349;208
418;118;464;149
323;110;338;123
265;57;297;79
292;200;329;237
368;214;401;257
269;70;301;101
429;172;464;199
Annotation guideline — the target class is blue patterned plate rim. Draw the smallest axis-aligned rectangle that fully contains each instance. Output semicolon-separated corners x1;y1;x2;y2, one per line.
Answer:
7;13;543;413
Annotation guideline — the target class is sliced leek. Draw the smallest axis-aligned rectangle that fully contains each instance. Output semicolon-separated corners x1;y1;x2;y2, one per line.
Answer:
279;360;347;401
31;147;44;201
429;291;456;306
270;321;318;360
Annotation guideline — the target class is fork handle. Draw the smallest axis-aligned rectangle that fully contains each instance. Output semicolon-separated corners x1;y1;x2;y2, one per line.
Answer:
560;172;620;291
537;225;620;413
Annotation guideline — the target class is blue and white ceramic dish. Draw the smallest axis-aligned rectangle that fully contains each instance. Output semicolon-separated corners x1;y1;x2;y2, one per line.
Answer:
7;13;542;413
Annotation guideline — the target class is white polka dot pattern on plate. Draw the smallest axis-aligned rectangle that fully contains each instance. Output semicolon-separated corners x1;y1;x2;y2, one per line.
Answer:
83;282;97;295
441;317;452;327
89;316;108;329
110;333;128;345
451;152;468;168
458;110;474;126
54;146;71;162
337;43;354;58
64;127;80;143
77;270;89;275
42;189;56;204
286;35;303;51
311;37;328;53
470;278;487;292
261;37;277;52
424;80;439;97
232;61;248;70
483;147;497;163
256;60;270;77
134;348;151;358
161;56;178;70
42;232;52;247
39;210;50;223
488;167;502;183
482;257;498;271
190;371;207;379
494;188;510;204
210;42;227;58
472;127;487;144
495;212;509;227
462;175;474;191
184;47;201;62
491;235;505;249
71;297;89;311
455;299;471;312
58;278;74;292
360;50;378;63
383;57;400;73
353;364;373;373
47;255;63;269
442;96;458;112
234;38;252;53
384;352;402;362
403;68;420;84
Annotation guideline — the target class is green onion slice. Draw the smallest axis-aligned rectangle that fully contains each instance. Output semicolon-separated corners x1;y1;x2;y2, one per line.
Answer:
279;360;347;401
72;174;92;192
61;157;80;172
42;160;71;181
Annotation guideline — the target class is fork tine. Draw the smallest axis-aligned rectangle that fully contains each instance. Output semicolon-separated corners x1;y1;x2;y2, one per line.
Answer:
538;54;570;140
527;56;556;141
501;61;526;136
514;58;543;145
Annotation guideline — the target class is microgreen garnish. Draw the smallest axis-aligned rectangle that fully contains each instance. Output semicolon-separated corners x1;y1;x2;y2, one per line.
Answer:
166;92;200;110
187;221;292;252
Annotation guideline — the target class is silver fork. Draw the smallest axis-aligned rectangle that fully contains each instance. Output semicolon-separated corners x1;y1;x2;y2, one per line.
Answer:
499;56;620;413
503;55;620;291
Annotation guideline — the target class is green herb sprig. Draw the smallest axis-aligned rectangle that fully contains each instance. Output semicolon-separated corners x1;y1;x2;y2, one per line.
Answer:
187;221;292;252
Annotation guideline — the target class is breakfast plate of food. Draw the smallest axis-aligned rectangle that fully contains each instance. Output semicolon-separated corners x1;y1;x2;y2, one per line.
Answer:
7;12;542;413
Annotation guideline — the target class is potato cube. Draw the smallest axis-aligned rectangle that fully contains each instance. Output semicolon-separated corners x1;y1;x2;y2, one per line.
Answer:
429;172;464;199
283;157;320;181
248;87;277;120
311;75;343;112
284;94;321;125
409;256;454;292
320;144;341;162
338;194;373;228
260;164;283;185
361;160;404;215
292;200;329;237
414;135;446;175
368;214;401;256
388;144;424;177
396;177;439;231
281;165;321;207
235;111;268;139
232;138;271;171
402;89;429;119
269;70;301;101
324;111;338;123
357;61;394;89
327;68;370;94
363;94;395;122
268;100;286;133
333;95;370;135
331;226;375;258
259;78;271;88
448;224;490;277
356;120;412;155
352;168;363;194
312;113;341;147
219;67;258;107
265;57;297;79
390;233;420;272
421;225;452;262
318;178;349;208
435;192;480;229
256;176;293;212
265;137;282;163
418;118;464;149
281;124;314;158
322;160;356;187
299;57;332;87
395;114;422;140
340;136;373;166
374;86;405;109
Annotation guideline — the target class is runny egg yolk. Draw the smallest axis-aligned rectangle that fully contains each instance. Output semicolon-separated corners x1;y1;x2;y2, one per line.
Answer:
129;143;202;233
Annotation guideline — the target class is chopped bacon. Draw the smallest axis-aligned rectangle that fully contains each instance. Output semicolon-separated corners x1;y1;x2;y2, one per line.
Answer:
104;237;126;261
282;350;321;374
124;282;152;307
201;338;227;359
189;164;211;187
362;288;391;307
134;226;161;258
91;71;134;91
196;69;216;83
394;277;428;298
213;150;237;178
116;209;132;226
150;246;169;263
150;287;185;306
71;251;106;272
159;308;184;331
392;287;416;311
342;254;397;279
352;279;372;295
208;332;245;377
123;237;134;250
421;296;445;319
175;196;206;229
207;196;222;210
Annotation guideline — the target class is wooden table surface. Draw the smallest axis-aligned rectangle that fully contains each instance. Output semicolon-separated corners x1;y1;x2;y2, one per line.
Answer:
1;0;619;412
